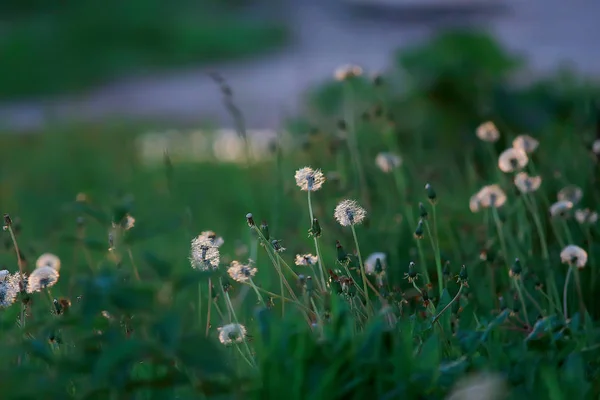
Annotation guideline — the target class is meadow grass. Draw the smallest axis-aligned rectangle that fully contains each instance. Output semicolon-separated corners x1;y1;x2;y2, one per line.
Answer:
1;31;600;399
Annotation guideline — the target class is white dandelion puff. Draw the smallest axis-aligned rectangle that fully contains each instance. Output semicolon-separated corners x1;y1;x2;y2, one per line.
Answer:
512;134;539;153
36;253;61;272
476;121;500;142
294;254;318;266
365;252;386;275
294;167;326;191
513;172;542;193
198;230;225;248
0;273;22;308
334;199;367;226
549;200;573;218
26;266;59;293
560;245;588;269
557;185;583;205
498;148;528;173
375;152;402;173
575;208;598;225
476;185;507;209
0;270;9;281
190;234;220;271
227;260;257;283
218;323;247;345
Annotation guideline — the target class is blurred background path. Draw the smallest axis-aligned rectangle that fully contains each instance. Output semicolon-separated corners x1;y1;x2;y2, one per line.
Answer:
1;0;598;131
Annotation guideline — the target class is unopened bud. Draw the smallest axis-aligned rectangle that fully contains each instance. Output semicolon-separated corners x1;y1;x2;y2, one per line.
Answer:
419;202;428;219
457;265;469;286
509;258;522;279
3;214;12;230
425;183;437;204
309;218;321;238
414;219;424;239
246;213;255;227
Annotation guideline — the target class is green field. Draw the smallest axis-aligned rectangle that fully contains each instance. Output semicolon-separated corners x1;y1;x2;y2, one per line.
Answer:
0;31;599;399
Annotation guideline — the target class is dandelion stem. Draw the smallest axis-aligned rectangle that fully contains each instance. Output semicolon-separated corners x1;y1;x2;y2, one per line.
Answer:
514;279;531;327
492;207;510;275
563;266;574;320
126;247;140;281
432;285;464;325
222;281;255;367
7;224;27;360
248;277;266;306
205;279;212;337
350;225;372;312
519;280;545;317
425;214;443;297
277;257;285;317
198;282;203;325
307;191;327;290
572;267;587;325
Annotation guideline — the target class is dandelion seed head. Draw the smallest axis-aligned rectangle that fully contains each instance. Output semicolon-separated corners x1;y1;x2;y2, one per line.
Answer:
469;194;481;213
476;121;500;142
227;260;257;283
198;230;225;248
365;252;386;275
36;253;61;272
514;172;542;193
575;208;598;225
557;185;583;205
498;148;528;173
476;185;507;209
375;152;402;173
0;270;9;281
26;266;59;293
334;64;363;81
218;323;247;345
295;254;318;266
560;245;588;269
334;199;366;226
549;200;573;218
190;234;220;271
294;167;326;191
512;134;539;153
0;273;22;308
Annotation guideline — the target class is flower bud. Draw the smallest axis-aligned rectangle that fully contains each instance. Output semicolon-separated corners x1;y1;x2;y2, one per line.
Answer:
419;202;428;219
509;258;522;279
425;183;437;204
309;218;322;238
246;213;255;227
414;219;424;239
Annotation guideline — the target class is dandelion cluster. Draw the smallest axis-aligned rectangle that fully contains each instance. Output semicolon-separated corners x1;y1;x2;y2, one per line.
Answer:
27;266;59;293
217;323;247;345
294;167;326;191
334;199;366;226
190;233;220;271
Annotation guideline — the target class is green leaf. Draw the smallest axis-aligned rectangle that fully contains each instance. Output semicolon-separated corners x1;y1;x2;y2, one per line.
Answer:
417;333;440;374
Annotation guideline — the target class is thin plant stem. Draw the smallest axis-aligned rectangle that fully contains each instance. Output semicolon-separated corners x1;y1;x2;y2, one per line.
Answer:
350;225;372;312
248;277;266;306
518;280;545;317
492;207;511;275
563;266;574;320
222;283;255;367
513;279;531;327
7;224;27;359
432;285;464;324
205;279;212;337
424;216;443;297
198;282;203;325
307;191;327;289
126;247;141;281
277;257;285;317
572;267;587;325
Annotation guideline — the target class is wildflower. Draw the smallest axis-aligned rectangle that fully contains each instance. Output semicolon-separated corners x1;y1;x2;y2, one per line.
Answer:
308;217;321;238
476;121;500;142
476;184;507;208
560;245;587;269
0;273;21;308
514;172;542;193
334;199;366;226
593;139;600;155
112;214;135;230
227;260;257;283
456;265;469;287
365;252;386;275
509;258;522;279
271;239;286;253
498;148;528;173
190;234;220;271
197;230;224;248
295;254;318;266
334;64;363;81
246;213;255;227
217;323;247;345
575;208;598;225
27;266;59;293
469;194;481;213
403;262;420;283
414;219;424;239
425;183;437;204
375;152;402;173
557;185;583;205
294;167;326;191
35;253;61;272
549;200;573;218
512;134;539;153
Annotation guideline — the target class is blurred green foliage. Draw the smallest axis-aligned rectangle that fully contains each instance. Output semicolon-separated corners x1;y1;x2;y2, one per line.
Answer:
0;0;287;99
1;30;600;399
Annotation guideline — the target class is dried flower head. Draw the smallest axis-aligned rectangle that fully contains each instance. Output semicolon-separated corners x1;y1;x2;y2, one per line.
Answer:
334;64;363;81
476;184;507;209
36;253;61;272
27;266;59;293
227;260;257;283
197;230;225;248
560;245;588;269
217;323;247;345
469;194;481;213
365;252;386;275
549;200;573;218
592;139;600;155
557;185;583;205
190;234;220;271
476;121;500;142
294;167;326;191
575;208;598;225
295;254;318;266
334;199;366;226
512;134;539;153
375;152;402;173
0;273;21;308
498;148;528;173
513;172;542;193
